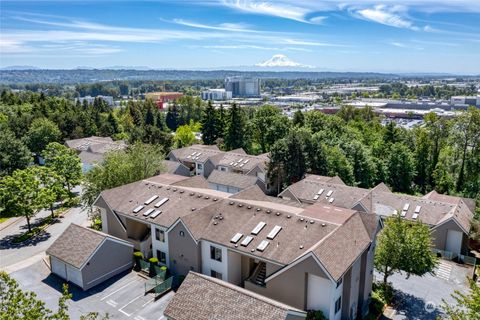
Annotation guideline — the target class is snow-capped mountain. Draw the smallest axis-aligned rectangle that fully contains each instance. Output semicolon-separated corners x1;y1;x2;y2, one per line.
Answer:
255;54;314;68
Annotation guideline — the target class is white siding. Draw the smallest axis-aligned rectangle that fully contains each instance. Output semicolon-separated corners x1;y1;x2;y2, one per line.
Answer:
201;241;229;281
152;225;170;267
307;274;331;316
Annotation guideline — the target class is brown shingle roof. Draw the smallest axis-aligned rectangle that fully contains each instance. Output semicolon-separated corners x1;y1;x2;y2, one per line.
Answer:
162;160;189;175
46;224;106;269
207;170;258;189
312;213;372;281
172;175;209;189
164;272;305;320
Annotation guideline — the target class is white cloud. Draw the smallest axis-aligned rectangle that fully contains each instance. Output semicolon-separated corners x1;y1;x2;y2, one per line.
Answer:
356;5;418;30
390;41;407;47
255;54;314;68
171;19;256;32
196;44;312;52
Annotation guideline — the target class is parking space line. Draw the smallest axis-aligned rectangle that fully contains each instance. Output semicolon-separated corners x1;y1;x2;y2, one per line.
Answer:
134;316;146;320
106;299;118;307
142;297;155;307
100;280;136;301
118;293;145;317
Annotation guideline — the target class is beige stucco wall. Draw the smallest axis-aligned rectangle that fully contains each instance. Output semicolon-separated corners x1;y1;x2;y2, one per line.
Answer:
245;255;330;310
168;222;201;276
81;239;133;290
431;219;467;253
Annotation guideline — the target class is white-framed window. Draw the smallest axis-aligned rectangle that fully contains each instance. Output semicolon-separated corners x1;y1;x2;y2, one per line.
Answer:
197;163;203;170
210;245;222;262
155;228;165;242
210;270;222;280
335;297;342;314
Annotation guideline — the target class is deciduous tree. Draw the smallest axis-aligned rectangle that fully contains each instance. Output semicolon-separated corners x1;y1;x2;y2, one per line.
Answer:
43;142;82;196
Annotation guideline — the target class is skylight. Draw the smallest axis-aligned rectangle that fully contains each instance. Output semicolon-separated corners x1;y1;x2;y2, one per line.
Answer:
267;225;282;240
257;240;269;252
144;195;159;205
241;236;254;247
251;222;266;235
230;233;243;244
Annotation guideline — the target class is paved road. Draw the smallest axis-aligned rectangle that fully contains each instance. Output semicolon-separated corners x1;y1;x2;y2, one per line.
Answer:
0;205;89;272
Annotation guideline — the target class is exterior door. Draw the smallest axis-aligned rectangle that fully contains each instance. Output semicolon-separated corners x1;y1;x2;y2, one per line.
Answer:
445;229;462;257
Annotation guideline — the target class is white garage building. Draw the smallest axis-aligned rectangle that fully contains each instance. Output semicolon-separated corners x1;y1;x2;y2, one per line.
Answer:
46;223;134;291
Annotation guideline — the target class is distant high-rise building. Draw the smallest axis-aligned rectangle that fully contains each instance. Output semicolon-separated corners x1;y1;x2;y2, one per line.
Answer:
225;76;260;97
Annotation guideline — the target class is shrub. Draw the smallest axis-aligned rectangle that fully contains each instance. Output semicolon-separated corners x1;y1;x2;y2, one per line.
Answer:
306;310;326;320
149;257;159;264
133;252;143;259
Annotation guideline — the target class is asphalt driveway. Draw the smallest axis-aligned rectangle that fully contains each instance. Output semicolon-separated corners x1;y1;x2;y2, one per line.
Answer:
377;260;473;320
10;259;174;320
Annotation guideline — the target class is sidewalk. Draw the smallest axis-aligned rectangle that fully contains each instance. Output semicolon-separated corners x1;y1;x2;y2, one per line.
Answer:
0;216;23;232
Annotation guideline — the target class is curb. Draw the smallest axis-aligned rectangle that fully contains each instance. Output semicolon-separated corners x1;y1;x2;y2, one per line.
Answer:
0;216;23;232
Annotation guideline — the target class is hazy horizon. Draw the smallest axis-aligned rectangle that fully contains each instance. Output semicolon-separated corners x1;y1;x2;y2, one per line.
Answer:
1;1;480;73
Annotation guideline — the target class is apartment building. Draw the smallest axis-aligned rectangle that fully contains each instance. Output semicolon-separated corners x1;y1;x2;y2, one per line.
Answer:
94;174;378;319
279;174;475;259
167;144;269;190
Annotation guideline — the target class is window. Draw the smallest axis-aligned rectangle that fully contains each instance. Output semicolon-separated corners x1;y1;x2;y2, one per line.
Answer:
156;250;166;264
210;245;222;262
210;270;222;280
179;230;185;237
335;297;342;314
197;163;203;170
155;228;165;242
220;167;227;172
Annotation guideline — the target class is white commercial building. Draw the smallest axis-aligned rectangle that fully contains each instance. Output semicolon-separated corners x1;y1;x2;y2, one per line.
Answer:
201;89;232;101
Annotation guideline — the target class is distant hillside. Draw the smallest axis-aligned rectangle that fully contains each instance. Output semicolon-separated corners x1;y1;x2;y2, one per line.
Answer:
0;69;402;84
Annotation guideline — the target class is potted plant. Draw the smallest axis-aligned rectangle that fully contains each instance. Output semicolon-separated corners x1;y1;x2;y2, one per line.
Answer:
133;251;143;272
149;257;159;277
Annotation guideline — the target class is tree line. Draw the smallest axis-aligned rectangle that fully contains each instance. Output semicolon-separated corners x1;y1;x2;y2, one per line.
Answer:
199;102;480;204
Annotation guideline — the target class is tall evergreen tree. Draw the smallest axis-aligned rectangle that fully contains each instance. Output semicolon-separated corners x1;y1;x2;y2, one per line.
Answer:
201;101;219;145
166;104;180;132
386;143;416;193
224;104;246;150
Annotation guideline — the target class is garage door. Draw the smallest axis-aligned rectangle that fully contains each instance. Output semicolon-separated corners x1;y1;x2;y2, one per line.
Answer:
51;257;67;279
66;264;83;288
307;274;331;316
445;230;463;257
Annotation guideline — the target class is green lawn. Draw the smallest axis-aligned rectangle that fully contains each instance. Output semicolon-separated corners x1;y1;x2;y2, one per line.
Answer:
0;217;10;224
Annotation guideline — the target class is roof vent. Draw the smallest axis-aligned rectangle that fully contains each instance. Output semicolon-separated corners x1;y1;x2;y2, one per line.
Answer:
321;223;326;227
173;188;177;192
247;206;252;209
219;216;223;220
287;215;291;219
238;204;243;207
190;192;195;196
299;245;304;249
266;209;271;213
197;194;202;198
179;190;184;194
229;201;234;205
213;221;218;225
251;249;255;252
276;212;281;216
213;198;218;201
256;208;261;212
214;215;219;219
191;208;196;211
300;218;305;222
166;187;171;190
309;220;314;224
205;196;209;199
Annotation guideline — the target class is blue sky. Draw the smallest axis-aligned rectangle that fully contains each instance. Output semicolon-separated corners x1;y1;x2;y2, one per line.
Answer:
1;0;480;73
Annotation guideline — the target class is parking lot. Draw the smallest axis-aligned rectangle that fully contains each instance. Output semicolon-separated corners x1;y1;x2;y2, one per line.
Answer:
10;260;174;320
376;260;473;320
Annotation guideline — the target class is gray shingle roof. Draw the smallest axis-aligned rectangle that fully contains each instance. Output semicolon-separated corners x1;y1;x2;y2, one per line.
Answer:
207;170;258;189
46;224;106;269
164;272;305;320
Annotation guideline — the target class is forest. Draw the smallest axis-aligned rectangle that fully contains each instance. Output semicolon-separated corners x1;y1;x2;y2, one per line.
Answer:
0;90;479;209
